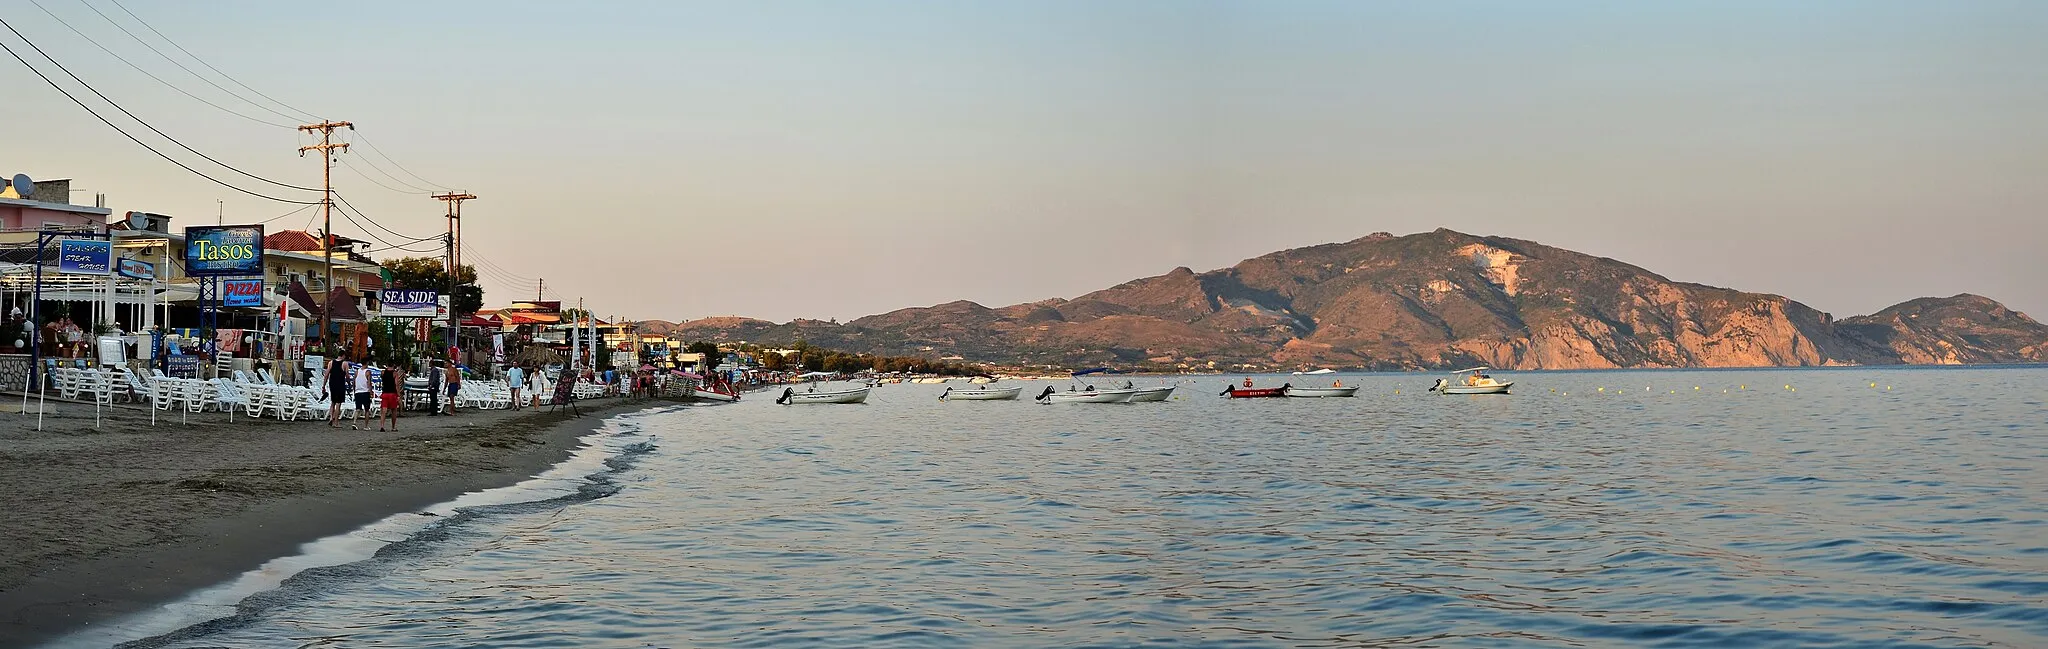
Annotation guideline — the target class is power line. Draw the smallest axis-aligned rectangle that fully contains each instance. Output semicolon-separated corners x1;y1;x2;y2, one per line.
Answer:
253;203;317;224
27;0;294;128
337;156;433;195
105;0;320;121
77;0;309;123
0;17;322;192
0;20;321;205
460;243;540;281
331;193;440;243
349;130;448;191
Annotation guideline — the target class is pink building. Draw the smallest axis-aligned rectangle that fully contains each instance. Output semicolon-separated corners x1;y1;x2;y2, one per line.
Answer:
0;177;112;232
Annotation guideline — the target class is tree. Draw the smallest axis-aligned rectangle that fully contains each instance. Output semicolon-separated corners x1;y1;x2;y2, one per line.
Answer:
382;257;483;316
686;341;722;371
760;351;789;371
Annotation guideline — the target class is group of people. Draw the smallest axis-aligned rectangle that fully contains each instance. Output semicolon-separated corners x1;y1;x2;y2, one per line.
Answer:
319;355;473;431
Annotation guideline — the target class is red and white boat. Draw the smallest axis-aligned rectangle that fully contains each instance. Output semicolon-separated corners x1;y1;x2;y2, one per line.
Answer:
1220;383;1290;398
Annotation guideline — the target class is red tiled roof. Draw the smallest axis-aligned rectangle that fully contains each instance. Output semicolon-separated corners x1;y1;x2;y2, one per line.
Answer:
267;229;323;251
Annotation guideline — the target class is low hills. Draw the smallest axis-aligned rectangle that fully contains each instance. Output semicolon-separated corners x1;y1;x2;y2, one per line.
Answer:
650;229;2048;370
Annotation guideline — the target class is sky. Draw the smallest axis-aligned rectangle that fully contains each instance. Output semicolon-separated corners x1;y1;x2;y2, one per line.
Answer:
4;1;2044;323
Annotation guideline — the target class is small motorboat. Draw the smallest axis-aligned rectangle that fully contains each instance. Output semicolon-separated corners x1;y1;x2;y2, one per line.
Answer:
1286;384;1357;397
1221;383;1290;398
1126;385;1176;402
776;385;872;404
1035;385;1137;403
940;385;1023;401
1292;368;1335;375
691;386;741;403
1430;367;1512;395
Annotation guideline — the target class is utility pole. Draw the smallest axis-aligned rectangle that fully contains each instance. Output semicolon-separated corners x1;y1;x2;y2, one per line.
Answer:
298;120;350;357
432;192;477;367
535;278;543;303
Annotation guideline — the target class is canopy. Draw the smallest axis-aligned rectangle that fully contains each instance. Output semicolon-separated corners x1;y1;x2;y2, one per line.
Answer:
797;371;837;378
1071;367;1127;376
671;370;702;379
1451;367;1492;373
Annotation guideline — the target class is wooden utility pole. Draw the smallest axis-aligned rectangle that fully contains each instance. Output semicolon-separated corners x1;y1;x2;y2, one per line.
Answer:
298;120;351;356
432;192;477;366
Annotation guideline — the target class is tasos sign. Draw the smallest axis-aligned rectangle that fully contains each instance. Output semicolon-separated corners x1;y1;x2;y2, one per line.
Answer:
183;225;265;277
222;278;265;307
380;289;440;318
57;239;112;275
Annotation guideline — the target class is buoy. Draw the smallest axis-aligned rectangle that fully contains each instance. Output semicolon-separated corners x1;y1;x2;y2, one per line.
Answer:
1886;385;1891;390
1694;386;1700;391
1394;389;1400;395
1669;390;1676;394
1646;386;1651;391
1784;384;1791;390
1869;382;1877;388
1598;387;1606;392
1739;384;1746;390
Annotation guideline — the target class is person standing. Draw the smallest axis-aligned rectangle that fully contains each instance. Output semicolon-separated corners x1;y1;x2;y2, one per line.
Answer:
444;362;462;415
326;355;350;427
379;363;403;431
350;361;374;430
507;363;525;411
426;360;442;416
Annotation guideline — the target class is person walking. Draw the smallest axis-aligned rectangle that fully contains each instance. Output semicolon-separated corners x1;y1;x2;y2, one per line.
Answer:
326;355;350;427
507;363;525;411
379;363;403;431
350;361;374;430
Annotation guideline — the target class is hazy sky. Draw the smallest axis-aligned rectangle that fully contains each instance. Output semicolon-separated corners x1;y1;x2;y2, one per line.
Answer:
6;1;2044;322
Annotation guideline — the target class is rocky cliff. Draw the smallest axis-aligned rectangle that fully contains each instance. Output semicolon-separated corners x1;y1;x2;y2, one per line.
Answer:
658;230;2048;370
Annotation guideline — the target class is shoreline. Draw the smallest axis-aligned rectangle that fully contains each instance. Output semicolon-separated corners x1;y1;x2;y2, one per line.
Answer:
0;395;682;649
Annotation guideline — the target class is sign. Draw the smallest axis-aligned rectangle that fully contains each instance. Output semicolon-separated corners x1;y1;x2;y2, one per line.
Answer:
183;225;265;277
222;278;265;307
167;355;199;379
56;239;112;275
380;289;440;318
116;257;155;280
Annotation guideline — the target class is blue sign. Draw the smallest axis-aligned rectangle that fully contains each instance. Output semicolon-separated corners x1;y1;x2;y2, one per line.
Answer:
57;239;112;275
184;225;265;277
117;257;155;280
222;278;265;307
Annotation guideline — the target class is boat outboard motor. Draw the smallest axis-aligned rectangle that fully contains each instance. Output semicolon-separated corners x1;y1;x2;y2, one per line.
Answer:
1429;378;1447;392
1035;386;1056;402
1219;385;1234;396
776;387;795;404
939;386;952;401
1280;382;1291;394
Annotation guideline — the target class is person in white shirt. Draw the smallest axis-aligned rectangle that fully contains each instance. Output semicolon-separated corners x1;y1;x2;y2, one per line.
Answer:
507;364;525;411
351;362;374;430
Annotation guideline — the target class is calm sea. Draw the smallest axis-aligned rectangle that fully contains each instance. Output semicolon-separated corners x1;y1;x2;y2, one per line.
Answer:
77;367;2048;648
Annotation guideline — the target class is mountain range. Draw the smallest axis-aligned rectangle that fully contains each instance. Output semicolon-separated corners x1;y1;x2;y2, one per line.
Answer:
641;229;2048;370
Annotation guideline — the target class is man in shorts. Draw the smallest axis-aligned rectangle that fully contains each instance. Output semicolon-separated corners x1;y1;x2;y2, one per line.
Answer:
350;361;374;430
507;363;525;411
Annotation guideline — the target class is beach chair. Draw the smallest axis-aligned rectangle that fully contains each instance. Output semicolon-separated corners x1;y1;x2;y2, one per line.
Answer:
54;367;78;400
212;379;247;414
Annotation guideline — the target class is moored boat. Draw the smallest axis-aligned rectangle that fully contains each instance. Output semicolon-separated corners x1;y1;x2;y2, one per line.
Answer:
940;385;1023;401
1035;386;1137;403
1126;385;1175;402
690;386;741;402
776;385;872;404
1430;367;1512;395
1221;383;1290;398
1286;385;1357;398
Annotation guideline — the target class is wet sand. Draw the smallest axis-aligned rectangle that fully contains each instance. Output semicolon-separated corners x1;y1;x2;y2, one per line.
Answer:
0;394;677;648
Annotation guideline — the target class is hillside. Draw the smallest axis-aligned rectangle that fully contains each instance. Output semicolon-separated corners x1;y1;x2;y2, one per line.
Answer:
660;230;2048;370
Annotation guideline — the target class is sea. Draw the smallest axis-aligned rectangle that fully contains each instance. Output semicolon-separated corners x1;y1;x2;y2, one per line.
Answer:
55;367;2048;648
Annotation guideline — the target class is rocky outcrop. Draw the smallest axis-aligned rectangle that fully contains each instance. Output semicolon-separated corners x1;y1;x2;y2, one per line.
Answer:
661;230;2046;370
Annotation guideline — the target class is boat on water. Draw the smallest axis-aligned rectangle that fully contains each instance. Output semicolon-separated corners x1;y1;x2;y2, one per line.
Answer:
1220;381;1290;398
691;386;741;402
1286;385;1358;398
940;385;1023;401
1035;385;1138;403
1292;368;1336;375
1430;367;1513;395
776;385;872;404
1126;384;1176;402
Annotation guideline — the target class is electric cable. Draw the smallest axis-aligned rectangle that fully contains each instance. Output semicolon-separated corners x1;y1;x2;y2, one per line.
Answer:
78;0;310;123
27;0;294;128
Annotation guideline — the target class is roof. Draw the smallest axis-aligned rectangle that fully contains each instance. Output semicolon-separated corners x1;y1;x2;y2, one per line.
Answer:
266;229;323;251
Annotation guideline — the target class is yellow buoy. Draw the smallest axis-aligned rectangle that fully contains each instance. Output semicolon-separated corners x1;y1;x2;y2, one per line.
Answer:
1869;382;1876;388
1784;384;1791;390
1694;386;1700;391
1598;387;1605;392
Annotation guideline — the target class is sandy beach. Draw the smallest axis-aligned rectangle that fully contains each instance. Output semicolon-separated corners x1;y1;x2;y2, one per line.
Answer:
0;393;676;648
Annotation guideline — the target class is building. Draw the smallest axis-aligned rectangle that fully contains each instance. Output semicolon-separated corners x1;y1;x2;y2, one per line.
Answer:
0;177;111;235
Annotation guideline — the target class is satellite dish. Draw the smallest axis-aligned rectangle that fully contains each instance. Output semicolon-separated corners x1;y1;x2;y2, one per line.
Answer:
10;174;33;198
128;212;147;230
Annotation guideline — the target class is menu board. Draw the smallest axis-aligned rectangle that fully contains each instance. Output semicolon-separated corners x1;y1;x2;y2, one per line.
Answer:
552;368;577;405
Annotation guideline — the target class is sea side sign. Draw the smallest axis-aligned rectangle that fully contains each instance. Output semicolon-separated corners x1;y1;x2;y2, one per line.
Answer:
380;289;440;318
183;225;265;277
222;278;265;307
116;257;155;280
56;239;112;275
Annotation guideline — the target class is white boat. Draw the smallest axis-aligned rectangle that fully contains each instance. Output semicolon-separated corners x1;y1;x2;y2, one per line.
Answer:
940;385;1022;401
775;385;872;404
1286;385;1357;398
1126;385;1176;402
1292;368;1336;375
1035;386;1137;403
1430;367;1513;395
690;387;740;403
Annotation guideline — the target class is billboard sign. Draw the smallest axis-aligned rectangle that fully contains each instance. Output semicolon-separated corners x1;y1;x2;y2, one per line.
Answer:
222;278;265;307
56;239;112;275
183;225;265;277
116;257;155;280
380;289;440;318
